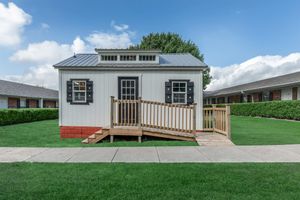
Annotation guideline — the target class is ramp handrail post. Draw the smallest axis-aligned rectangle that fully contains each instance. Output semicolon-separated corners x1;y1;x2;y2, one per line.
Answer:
212;105;216;132
226;105;231;139
192;103;197;134
110;96;114;128
138;97;142;129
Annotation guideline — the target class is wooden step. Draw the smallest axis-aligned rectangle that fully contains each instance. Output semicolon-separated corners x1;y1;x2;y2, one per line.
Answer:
81;129;110;144
88;132;109;144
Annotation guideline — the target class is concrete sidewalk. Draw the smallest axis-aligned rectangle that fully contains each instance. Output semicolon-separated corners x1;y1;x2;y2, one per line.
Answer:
1;145;300;163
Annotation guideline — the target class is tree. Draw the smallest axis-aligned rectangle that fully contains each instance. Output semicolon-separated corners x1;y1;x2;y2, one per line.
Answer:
131;33;211;89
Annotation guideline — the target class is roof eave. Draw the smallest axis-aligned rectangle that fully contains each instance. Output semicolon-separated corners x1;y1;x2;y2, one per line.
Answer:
54;65;207;70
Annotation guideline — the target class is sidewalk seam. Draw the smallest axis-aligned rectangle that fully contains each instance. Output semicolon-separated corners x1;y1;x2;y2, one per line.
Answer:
111;147;119;163
24;148;49;162
65;148;83;162
155;147;161;163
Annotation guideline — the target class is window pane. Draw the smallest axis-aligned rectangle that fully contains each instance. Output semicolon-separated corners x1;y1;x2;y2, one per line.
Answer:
173;94;185;103
130;81;134;87
173;83;179;87
74;92;85;101
180;83;186;88
173;87;179;92
131;88;135;94
179;87;186;92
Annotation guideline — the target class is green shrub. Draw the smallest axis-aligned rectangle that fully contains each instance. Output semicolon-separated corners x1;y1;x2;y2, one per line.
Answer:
227;101;300;120
0;108;58;126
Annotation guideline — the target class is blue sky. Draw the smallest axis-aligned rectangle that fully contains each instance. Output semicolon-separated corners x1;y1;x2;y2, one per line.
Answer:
1;0;300;89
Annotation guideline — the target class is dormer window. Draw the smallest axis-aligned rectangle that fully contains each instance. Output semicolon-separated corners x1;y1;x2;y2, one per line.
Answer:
139;55;156;61
120;55;136;61
101;55;117;61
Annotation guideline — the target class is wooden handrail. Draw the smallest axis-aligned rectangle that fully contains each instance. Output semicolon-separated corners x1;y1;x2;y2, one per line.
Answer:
110;97;196;133
203;105;231;138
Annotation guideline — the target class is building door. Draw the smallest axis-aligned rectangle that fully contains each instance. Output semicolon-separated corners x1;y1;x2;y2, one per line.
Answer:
292;87;298;100
118;77;139;124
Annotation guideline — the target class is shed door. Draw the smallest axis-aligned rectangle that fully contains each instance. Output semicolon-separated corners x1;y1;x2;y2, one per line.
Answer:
118;77;139;124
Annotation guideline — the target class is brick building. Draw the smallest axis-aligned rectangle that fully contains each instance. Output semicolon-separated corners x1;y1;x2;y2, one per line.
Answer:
204;71;300;105
0;79;58;109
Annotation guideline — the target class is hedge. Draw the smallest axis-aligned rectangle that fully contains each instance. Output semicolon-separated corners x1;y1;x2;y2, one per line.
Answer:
0;108;58;126
227;100;300;120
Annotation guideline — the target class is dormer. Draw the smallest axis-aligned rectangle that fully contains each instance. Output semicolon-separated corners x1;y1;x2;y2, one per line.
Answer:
95;49;161;64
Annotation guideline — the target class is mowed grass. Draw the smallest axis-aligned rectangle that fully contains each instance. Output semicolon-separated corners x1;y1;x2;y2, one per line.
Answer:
0;120;196;147
1;115;300;147
1;163;300;200
231;115;300;145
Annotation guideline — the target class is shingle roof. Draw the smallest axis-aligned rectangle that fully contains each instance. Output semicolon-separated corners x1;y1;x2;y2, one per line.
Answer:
0;80;58;99
204;71;300;97
53;53;207;69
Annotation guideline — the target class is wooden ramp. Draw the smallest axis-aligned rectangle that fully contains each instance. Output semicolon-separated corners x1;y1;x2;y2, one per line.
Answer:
82;127;195;144
82;97;197;144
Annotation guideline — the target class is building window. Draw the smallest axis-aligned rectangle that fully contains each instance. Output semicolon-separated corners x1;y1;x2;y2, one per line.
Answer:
72;80;86;103
20;99;26;108
101;55;117;61
139;55;156;61
120;55;136;61
172;81;187;104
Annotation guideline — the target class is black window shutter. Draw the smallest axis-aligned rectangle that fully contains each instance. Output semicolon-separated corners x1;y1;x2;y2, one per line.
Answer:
165;81;172;103
86;80;93;103
66;81;73;102
187;81;194;105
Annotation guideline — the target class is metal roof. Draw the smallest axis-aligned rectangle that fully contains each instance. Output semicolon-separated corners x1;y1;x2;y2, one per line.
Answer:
0;79;58;99
53;53;207;69
95;49;161;53
204;71;300;97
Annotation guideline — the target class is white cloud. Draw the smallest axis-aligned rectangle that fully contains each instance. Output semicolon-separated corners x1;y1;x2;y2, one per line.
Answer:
111;20;129;31
206;53;300;91
7;37;87;89
0;2;31;46
4;64;58;89
10;37;87;64
41;23;50;29
86;32;133;49
6;21;135;89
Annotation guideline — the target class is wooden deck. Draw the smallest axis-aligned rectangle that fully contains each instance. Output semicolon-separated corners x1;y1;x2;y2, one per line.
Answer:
82;97;230;144
82;126;195;144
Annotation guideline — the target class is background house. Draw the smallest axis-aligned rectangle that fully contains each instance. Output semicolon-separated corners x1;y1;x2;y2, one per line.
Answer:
0;79;58;108
204;71;300;104
54;49;207;138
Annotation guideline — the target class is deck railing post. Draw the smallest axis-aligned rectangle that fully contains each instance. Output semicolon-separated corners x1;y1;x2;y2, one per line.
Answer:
212;105;216;132
192;103;197;134
110;96;114;128
226;105;231;139
138;97;142;129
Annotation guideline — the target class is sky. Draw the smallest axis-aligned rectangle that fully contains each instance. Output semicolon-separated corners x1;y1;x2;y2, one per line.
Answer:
1;0;300;90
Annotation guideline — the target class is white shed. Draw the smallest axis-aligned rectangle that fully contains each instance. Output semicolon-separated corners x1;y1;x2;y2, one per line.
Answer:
54;49;208;140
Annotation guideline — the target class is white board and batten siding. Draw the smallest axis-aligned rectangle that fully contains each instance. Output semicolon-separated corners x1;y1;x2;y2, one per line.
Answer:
59;70;203;130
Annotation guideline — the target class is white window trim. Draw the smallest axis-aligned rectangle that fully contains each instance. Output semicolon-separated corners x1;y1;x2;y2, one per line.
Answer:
120;79;136;100
72;80;87;103
172;81;187;104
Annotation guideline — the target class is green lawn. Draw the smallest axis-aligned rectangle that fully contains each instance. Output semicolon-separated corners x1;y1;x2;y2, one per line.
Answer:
0;120;197;147
0;163;300;200
1;116;300;147
231;115;300;145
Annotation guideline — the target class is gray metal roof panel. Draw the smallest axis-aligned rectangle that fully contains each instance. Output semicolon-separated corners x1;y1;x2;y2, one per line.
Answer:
53;53;207;68
204;71;300;97
0;80;58;99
